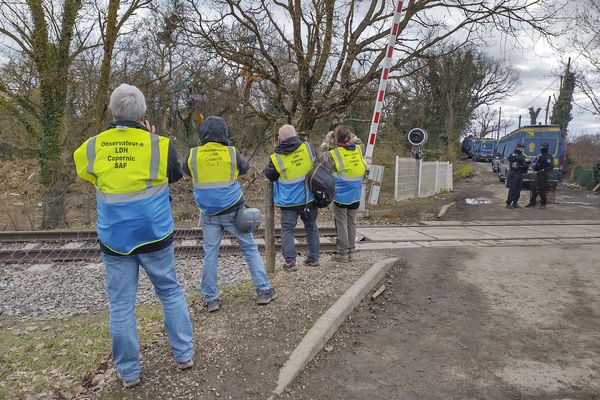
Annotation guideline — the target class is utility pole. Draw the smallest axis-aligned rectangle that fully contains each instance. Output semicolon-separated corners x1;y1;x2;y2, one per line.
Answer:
497;107;501;141
545;95;551;125
518;115;522;128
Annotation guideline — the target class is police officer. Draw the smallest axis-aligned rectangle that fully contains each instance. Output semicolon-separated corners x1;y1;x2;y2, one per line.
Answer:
525;142;554;209
505;142;529;208
184;116;276;312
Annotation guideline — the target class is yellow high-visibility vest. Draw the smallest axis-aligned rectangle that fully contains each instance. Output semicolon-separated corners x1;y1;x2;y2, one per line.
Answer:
270;142;314;183
187;142;239;188
330;145;367;181
74;126;169;194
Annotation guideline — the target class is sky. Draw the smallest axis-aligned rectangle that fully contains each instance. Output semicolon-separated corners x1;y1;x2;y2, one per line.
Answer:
490;31;600;138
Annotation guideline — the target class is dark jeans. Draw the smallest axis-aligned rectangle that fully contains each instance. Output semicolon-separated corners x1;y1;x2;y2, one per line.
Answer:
529;172;549;206
280;205;320;263
506;171;523;205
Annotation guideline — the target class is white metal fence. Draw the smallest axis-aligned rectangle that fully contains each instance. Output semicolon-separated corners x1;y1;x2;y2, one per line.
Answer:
394;156;453;200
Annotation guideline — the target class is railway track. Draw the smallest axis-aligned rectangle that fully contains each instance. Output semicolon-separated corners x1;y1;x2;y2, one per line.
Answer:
0;227;339;263
2;221;600;264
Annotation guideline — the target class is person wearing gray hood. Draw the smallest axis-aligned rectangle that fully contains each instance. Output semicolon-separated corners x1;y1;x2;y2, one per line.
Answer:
184;116;276;312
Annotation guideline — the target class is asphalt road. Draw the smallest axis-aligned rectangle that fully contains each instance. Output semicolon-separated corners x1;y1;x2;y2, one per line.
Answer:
283;162;600;400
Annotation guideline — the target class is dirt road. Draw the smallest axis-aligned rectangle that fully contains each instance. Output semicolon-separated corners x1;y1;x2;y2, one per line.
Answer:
443;161;600;221
283;161;600;400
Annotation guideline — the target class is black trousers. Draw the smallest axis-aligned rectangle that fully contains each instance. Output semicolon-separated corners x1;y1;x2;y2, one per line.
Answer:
529;173;549;206
506;171;523;205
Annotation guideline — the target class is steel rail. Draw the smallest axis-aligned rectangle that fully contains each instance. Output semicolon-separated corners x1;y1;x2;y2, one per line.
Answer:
0;242;339;263
0;227;339;243
3;221;600;243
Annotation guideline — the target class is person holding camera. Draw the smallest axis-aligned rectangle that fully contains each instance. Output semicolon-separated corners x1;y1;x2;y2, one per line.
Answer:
264;124;320;271
319;126;366;263
506;142;530;209
184;116;276;312
73;84;194;388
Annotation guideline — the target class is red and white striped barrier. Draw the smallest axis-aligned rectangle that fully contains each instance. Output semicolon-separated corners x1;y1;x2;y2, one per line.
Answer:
364;1;405;166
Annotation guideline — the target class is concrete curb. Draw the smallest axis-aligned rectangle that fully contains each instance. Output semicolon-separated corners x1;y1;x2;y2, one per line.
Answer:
270;257;398;397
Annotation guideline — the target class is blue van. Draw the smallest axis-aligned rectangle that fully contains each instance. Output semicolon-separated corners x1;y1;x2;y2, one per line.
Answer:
468;138;481;159
492;136;508;173
497;124;564;187
472;138;496;162
461;136;474;155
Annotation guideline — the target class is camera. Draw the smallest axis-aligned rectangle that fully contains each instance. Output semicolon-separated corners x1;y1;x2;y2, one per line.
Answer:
407;128;428;146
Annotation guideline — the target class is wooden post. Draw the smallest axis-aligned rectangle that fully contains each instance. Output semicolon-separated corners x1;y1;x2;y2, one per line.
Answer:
264;179;275;273
545;95;551;125
264;125;278;273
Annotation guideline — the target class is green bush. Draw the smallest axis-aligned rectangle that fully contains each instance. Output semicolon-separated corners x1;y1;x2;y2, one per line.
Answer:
574;166;593;189
593;160;600;187
453;165;474;181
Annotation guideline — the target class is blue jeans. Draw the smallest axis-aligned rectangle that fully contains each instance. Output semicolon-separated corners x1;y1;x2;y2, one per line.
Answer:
200;212;271;302
280;205;320;263
101;244;194;381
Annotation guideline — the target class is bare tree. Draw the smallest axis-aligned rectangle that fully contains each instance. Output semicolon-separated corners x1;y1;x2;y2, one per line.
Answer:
0;0;87;228
180;0;562;138
0;0;149;228
569;0;600;116
426;46;518;157
93;0;152;130
472;106;511;138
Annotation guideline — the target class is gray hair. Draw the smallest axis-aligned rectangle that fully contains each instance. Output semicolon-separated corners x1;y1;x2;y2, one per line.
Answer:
109;84;146;121
278;124;297;142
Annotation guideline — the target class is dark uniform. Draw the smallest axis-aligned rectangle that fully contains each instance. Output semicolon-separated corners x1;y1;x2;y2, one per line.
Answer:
506;144;529;208
526;143;554;209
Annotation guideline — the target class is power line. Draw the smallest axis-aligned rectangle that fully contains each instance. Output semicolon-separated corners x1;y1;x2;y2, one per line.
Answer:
510;30;600;117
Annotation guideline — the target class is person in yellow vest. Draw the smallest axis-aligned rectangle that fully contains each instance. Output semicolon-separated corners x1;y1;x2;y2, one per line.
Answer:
319;126;367;263
183;116;276;312
264;124;320;271
73;84;194;388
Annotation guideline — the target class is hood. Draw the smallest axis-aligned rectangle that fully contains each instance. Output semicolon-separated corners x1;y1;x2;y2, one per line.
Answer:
199;116;231;145
275;136;303;155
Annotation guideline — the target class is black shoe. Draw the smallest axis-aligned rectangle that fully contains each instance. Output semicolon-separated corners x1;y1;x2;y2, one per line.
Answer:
206;299;220;313
506;204;513;209
512;203;520;208
524;203;535;208
539;205;546;209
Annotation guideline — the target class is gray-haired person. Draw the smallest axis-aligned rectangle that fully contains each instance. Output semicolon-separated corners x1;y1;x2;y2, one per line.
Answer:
73;83;194;388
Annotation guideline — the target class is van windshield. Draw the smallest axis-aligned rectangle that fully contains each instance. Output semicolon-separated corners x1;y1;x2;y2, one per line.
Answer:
482;142;494;150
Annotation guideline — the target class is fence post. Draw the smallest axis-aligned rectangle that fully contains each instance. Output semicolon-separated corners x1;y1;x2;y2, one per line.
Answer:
414;158;422;198
264;179;275;273
434;161;439;193
394;155;399;201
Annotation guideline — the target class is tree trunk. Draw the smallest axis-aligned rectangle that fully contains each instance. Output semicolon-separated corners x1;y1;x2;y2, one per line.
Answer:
39;86;69;229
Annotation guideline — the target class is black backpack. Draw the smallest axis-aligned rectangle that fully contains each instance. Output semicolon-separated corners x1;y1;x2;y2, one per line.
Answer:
305;162;336;208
